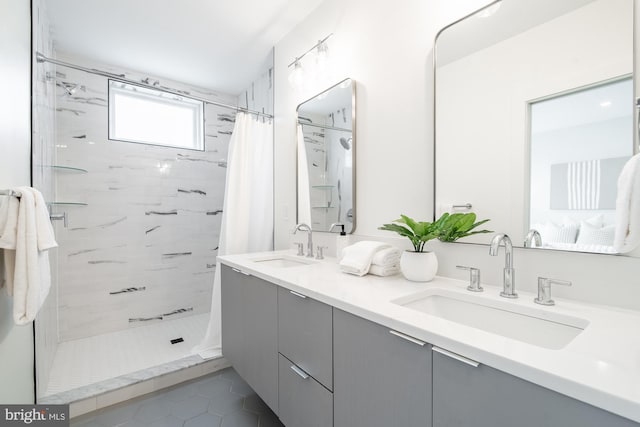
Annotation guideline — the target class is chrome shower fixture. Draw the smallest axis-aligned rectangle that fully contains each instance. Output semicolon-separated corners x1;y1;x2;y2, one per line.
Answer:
339;137;352;150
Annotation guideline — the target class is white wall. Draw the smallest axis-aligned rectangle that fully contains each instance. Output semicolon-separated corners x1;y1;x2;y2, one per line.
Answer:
274;0;640;311
274;0;485;247
0;0;35;404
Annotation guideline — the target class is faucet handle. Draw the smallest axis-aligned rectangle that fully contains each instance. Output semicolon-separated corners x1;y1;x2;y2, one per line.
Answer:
316;245;327;260
535;277;572;306
294;242;304;256
456;265;483;292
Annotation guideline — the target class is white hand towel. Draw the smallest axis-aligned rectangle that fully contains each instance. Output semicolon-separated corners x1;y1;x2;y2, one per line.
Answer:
340;241;390;276
0;191;20;291
10;187;57;325
614;154;640;253
369;263;400;277
371;246;401;267
0;193;19;249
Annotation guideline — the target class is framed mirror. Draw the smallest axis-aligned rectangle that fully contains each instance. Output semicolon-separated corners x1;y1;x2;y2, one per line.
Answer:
434;0;635;255
297;78;356;232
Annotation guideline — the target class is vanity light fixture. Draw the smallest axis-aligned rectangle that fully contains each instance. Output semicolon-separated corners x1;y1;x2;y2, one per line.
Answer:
288;59;305;89
600;101;612;107
288;33;333;88
316;39;330;70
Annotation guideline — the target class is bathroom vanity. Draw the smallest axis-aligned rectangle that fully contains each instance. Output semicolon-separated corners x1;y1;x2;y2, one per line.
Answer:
219;251;640;427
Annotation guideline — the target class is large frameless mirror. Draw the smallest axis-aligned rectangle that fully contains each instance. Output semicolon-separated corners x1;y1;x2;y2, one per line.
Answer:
434;0;635;255
297;78;356;232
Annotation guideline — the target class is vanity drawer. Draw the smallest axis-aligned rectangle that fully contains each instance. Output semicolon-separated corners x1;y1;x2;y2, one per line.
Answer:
278;353;333;427
278;287;333;390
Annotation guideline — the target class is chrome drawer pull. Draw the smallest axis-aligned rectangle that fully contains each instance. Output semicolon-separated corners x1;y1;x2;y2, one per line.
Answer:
290;364;310;380
289;290;308;299
432;346;479;368
389;330;426;347
231;267;251;276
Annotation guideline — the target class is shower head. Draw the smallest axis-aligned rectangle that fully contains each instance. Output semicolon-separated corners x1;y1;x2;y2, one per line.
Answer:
339;137;352;150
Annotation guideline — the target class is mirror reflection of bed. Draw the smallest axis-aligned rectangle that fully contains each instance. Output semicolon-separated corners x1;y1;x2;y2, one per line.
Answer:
528;77;633;254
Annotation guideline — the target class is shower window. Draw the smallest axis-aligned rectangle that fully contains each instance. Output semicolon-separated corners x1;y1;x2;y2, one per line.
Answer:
108;80;204;150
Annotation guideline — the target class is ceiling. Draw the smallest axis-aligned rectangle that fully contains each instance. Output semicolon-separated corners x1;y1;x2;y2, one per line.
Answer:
47;0;325;95
531;78;633;134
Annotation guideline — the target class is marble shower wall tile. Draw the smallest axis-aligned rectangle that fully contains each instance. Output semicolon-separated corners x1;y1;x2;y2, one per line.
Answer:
237;60;274;116
53;54;237;341
32;0;59;399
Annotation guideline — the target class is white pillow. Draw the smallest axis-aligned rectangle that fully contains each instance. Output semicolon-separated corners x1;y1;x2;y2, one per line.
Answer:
576;222;616;247
544;222;579;244
562;214;603;228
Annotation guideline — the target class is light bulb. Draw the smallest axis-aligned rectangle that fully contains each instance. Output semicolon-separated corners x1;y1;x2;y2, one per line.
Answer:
316;41;330;74
288;60;304;89
477;1;501;18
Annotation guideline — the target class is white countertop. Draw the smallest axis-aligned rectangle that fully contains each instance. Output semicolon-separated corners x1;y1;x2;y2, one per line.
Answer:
219;250;640;423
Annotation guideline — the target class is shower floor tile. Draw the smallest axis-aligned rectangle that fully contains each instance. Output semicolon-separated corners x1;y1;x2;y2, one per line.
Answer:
45;313;210;396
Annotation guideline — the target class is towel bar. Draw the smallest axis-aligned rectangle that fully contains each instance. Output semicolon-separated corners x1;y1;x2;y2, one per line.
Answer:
0;189;21;198
49;212;67;228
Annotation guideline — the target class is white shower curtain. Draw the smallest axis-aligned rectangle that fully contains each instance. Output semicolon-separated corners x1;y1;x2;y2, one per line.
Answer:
194;112;273;359
297;124;311;225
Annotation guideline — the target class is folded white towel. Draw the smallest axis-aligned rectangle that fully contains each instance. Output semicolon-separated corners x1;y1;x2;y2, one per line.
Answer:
9;187;58;325
371;246;401;267
369;263;400;277
614;154;640;253
340;241;390;276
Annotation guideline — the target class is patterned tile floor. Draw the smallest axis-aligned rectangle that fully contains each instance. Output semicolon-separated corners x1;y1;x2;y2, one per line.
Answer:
71;368;284;427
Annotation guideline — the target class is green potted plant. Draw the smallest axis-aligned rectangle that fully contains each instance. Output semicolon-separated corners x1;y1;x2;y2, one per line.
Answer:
379;213;491;282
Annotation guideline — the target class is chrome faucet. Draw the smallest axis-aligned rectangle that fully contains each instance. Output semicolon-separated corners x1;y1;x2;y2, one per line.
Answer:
535;277;572;306
489;234;517;298
524;229;542;248
293;223;313;258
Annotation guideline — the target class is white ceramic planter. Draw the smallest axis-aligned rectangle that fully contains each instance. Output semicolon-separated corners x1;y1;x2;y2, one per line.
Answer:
400;251;438;282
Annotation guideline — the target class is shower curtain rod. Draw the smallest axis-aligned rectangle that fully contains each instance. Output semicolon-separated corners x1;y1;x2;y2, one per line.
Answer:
297;121;352;133
35;52;274;120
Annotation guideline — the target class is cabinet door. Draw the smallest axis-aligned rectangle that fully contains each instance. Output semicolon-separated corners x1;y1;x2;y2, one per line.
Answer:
278;287;333;390
432;348;639;427
333;309;432;427
278;354;333;427
220;265;278;413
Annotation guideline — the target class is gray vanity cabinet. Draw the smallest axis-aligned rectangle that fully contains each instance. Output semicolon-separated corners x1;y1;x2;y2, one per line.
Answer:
432;349;639;427
333;309;433;427
278;287;333;390
278;354;333;427
220;265;278;413
277;287;334;427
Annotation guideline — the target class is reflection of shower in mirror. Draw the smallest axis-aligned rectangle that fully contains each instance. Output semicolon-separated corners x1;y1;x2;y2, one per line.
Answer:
339;137;352;150
296;78;355;232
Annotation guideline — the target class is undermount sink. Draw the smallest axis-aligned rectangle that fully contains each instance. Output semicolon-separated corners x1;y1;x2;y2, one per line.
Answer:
393;289;589;350
251;255;316;268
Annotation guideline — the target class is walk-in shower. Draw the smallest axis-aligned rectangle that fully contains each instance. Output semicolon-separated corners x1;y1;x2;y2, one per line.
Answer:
31;1;273;406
